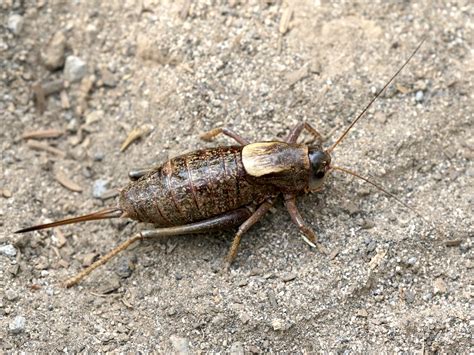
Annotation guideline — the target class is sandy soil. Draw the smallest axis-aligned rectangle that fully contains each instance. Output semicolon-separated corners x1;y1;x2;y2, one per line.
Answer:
1;0;472;352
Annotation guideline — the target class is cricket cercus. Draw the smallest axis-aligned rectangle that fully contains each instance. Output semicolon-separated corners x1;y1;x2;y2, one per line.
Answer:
17;39;427;288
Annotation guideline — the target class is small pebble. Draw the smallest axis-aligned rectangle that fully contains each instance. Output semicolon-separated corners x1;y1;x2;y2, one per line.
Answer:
239;313;250;324
170;335;190;354
114;257;135;279
357;309;368;317
415;90;424;102
406;257;417;266
7;14;24;35
230;341;245;355
0;244;17;257
64;55;87;83
366;241;377;253
8;264;20;276
433;277;447;294
5;289;18;302
422;292;433;301
237;278;248;287
166;307;177;316
9;316;26;334
101;69;117;87
404;290;416;304
360;219;375;230
271;318;285;331
42;31;66;70
93;151;105;161
98;276;121;294
281;273;297;282
82;253;98;267
92;179;109;198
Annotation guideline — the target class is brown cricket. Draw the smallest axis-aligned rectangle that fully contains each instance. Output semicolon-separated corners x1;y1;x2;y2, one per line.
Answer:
16;39;426;288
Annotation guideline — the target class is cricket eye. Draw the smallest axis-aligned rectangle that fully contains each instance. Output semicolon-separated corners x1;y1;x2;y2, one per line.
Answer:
314;170;325;179
308;148;331;191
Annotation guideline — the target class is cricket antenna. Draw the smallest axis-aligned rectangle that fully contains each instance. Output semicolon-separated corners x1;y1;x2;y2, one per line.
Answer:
326;38;426;154
330;165;430;224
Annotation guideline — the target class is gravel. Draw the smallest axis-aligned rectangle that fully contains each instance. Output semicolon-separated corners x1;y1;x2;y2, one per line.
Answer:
9;316;26;335
92;179;109;198
42;31;67;70
0;244;17;257
1;1;471;352
64;55;87;83
7;14;23;35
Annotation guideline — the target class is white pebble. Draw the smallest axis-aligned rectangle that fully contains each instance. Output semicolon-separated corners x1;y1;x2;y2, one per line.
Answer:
92;179;109;198
0;244;17;257
7;14;24;35
9;316;26;334
415;90;424;102
64;55;87;83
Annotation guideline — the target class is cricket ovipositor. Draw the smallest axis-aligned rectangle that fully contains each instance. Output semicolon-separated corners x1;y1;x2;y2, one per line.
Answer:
16;39;428;288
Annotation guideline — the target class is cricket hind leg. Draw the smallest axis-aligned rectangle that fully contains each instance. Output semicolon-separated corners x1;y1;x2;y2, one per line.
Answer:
283;193;327;254
63;207;253;288
225;195;279;268
200;127;250;145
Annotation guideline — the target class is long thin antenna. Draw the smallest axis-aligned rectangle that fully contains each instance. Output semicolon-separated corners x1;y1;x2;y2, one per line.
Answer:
326;38;426;154
331;165;430;224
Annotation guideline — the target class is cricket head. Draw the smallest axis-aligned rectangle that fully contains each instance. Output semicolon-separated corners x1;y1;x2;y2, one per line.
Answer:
307;147;331;191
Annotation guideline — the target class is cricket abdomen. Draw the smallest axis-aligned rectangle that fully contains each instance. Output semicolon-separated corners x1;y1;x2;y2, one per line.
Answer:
119;146;277;226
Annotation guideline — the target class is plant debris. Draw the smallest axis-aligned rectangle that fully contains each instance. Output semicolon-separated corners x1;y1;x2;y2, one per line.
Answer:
120;124;154;152
55;170;83;192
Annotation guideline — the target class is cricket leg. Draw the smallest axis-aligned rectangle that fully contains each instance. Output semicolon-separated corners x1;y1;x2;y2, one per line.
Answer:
201;127;250;145
63;207;252;288
283;193;327;254
285;122;324;144
225;195;278;268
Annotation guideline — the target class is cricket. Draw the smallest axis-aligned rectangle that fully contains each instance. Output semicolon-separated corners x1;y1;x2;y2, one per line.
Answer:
17;39;426;288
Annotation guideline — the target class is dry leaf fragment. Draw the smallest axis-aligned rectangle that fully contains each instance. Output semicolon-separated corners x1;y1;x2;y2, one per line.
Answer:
279;6;293;35
26;140;66;158
120;124;153;152
445;239;462;247
60;90;70;109
53;229;67;248
55;171;83;192
22;129;64;140
395;83;410;94
369;248;387;270
179;0;191;19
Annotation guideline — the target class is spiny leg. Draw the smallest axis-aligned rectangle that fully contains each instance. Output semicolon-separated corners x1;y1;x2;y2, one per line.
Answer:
63;208;252;288
225;195;278;268
283;193;327;254
201;127;250;145
63;234;142;288
285;122;324;144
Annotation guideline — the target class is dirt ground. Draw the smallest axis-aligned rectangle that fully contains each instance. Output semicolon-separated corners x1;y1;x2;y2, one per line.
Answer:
1;0;472;352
